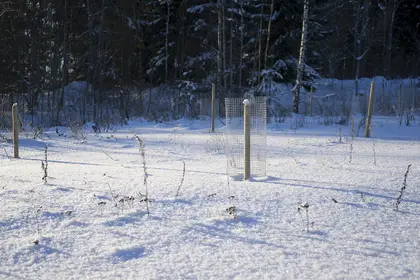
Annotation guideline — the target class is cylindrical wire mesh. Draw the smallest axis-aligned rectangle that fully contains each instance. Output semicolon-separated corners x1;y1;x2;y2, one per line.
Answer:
225;97;267;178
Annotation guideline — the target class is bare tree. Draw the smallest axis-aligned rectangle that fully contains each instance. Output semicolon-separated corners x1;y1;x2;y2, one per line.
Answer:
264;0;274;69
257;0;264;84
382;0;403;78
222;0;227;95
239;0;245;88
291;0;309;114
351;0;373;99
57;0;69;124
165;0;171;82
229;0;234;90
217;0;223;93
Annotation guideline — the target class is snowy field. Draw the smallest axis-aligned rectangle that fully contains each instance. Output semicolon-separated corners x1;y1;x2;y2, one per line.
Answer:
1;117;420;280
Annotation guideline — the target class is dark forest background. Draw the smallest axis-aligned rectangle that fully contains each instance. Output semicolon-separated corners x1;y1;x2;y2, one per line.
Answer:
0;0;419;126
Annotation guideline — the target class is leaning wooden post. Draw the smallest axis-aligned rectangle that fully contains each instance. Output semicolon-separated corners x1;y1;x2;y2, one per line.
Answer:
12;103;19;158
365;81;375;137
211;83;216;133
243;99;251;180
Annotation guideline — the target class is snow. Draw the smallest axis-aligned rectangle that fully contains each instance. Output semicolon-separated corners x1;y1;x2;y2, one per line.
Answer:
1;117;420;279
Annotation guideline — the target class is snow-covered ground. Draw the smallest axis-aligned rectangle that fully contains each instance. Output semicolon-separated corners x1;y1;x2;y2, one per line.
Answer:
1;117;419;279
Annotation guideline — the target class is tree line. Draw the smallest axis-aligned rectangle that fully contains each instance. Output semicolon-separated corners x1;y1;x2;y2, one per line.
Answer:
0;0;419;124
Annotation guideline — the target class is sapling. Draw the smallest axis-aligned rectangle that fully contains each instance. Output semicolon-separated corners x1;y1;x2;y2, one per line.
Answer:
338;127;342;143
61;210;73;217
3;148;10;160
405;110;410;126
372;137;377;165
349;118;355;163
297;202;310;232
360;192;366;203
107;183;117;206
102;149;116;161
118;198;126;214
175;161;186;198
226;205;237;219
122;196;135;209
98;201;106;215
395;164;412;211
224;172;237;219
41;145;48;184
225;186;238;219
30;204;42;238
135;135;150;216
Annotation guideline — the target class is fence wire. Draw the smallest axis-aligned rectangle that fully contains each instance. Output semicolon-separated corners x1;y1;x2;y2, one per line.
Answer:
225;97;267;178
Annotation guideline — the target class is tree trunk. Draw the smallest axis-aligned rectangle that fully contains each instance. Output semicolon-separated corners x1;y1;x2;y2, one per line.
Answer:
229;0;234;91
264;0;274;69
385;0;399;78
222;0;227;96
292;0;309;114
165;0;170;82
57;0;69;125
382;0;389;77
29;0;40;115
217;0;223;94
257;0;264;84
98;0;106;123
239;1;244;88
87;0;96;122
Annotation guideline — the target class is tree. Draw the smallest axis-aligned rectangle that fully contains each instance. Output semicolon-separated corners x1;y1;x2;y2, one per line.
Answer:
291;0;310;114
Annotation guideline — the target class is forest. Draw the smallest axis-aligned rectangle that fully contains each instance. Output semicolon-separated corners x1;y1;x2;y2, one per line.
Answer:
0;0;419;126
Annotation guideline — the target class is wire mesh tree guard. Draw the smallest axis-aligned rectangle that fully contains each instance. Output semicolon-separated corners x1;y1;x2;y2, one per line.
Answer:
225;97;267;179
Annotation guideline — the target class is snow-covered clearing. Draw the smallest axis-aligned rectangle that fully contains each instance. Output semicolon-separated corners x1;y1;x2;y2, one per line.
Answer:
1;117;419;279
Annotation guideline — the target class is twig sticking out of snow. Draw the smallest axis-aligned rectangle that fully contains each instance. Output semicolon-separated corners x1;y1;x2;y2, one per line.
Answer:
372;137;377;166
41;145;48;184
175;161;186;198
135;135;150;216
298;203;310;232
395;164;412;211
3;148;10;160
102;149;116;161
349;118;355;163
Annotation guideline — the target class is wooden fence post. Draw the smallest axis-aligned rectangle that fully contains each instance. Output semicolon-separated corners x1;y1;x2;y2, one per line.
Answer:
12;103;19;158
365;81;375;137
243;99;251;180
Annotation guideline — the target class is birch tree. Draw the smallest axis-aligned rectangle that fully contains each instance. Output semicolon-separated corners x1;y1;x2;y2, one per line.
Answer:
291;0;309;114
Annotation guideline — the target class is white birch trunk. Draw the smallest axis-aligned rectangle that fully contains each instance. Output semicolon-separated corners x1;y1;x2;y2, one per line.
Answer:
292;0;309;114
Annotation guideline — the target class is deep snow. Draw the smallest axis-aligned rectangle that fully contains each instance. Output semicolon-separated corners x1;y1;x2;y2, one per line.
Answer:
0;117;419;280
